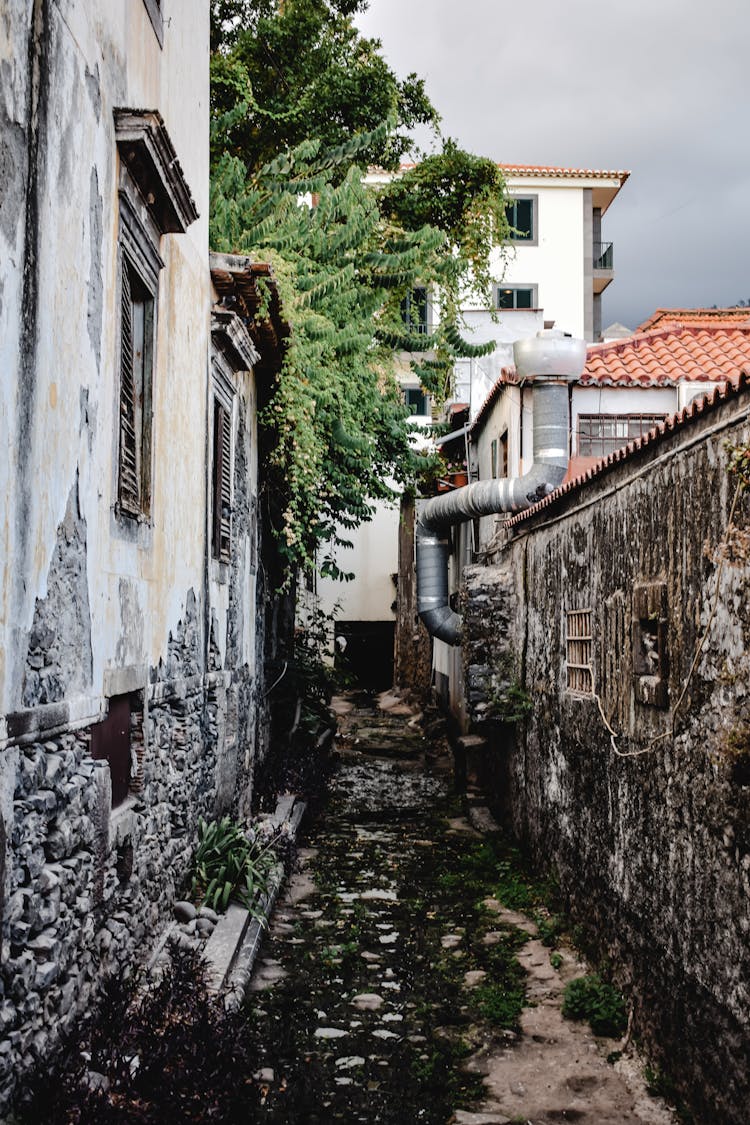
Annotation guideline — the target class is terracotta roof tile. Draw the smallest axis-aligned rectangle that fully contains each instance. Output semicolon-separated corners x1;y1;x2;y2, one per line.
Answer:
387;163;630;185
581;326;750;388
470;367;519;435
504;370;750;528
636;307;750;332
498;164;630;184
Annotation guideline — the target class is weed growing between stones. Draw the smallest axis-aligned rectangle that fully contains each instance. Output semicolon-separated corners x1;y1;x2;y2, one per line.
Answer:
644;1064;695;1124
237;785;551;1124
561;972;627;1038
15;950;265;1124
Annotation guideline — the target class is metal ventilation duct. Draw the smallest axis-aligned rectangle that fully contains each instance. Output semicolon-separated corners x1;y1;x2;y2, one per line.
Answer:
416;332;587;646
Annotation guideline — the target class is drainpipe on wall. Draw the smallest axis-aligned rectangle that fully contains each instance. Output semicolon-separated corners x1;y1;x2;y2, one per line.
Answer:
416;331;587;646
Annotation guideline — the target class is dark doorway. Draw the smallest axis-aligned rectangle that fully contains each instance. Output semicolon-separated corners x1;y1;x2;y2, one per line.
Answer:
334;621;395;690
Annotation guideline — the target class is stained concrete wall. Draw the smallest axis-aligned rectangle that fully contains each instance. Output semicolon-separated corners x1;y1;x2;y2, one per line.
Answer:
0;2;270;1109
463;383;750;1123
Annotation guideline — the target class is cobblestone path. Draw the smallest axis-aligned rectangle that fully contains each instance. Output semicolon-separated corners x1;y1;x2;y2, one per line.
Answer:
244;693;676;1125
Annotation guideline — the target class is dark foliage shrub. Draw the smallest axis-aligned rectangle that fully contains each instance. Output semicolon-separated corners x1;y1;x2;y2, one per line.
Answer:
17;951;263;1124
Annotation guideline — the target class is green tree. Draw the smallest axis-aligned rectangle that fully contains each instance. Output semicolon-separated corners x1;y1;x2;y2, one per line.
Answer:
211;130;445;578
209;2;510;576
210;0;439;172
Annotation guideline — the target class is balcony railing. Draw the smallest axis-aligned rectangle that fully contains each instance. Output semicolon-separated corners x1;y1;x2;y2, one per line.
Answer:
593;241;614;270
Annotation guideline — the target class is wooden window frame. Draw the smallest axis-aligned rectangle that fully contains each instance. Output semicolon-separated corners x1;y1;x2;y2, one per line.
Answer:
212;396;233;563
116;190;162;522
566;609;594;696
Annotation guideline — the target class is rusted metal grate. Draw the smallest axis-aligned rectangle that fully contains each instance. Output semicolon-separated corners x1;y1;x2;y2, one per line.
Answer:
566;609;593;695
577;414;665;458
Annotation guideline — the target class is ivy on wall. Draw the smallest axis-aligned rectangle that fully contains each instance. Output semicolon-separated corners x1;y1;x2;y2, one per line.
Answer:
210;2;510;581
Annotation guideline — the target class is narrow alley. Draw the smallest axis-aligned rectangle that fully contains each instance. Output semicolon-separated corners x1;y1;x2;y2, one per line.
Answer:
242;692;677;1125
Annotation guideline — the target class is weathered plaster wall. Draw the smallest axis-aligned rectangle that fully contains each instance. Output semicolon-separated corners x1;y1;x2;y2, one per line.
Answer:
1;0;210;719
0;592;228;1107
0;2;271;1111
463;388;750;1123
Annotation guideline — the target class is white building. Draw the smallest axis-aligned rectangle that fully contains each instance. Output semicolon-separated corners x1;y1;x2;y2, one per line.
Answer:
317;164;630;686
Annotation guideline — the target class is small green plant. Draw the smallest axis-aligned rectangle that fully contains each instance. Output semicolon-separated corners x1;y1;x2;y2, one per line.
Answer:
550;952;563;971
536;913;566;948
644;1065;695;1122
473;977;526;1030
190;816;280;915
486;680;533;724
561;973;627;1038
725;439;750;491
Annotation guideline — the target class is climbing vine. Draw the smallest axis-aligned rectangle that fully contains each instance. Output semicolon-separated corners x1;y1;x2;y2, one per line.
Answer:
210;4;511;579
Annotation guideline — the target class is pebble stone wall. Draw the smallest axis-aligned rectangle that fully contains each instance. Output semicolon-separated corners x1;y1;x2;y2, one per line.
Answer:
0;590;258;1111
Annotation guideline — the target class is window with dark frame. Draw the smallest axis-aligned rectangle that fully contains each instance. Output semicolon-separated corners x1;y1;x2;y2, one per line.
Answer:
400;287;429;334
496;286;535;310
505;196;535;241
405;387;428;416
577;413;666;458
491;431;509;479
212;397;232;563
566;609;593;696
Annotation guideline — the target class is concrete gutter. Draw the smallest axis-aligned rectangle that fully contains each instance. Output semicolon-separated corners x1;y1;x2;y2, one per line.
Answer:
202;794;307;1008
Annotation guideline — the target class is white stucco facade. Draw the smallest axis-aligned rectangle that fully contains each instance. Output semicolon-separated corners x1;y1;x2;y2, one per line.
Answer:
0;0;211;720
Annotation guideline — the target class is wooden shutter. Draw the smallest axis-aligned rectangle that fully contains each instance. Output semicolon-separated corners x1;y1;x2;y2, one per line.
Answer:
212;400;232;562
118;262;140;513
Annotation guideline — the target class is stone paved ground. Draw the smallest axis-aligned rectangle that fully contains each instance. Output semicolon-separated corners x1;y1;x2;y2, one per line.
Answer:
243;693;677;1125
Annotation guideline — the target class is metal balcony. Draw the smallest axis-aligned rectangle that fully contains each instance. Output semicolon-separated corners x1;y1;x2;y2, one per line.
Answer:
594;241;614;270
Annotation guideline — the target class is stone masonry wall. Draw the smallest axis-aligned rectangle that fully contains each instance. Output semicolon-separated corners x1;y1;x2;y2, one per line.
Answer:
0;588;260;1111
463;388;750;1124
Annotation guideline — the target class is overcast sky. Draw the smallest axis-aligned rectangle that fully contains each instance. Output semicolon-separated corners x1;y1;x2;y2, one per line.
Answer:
356;0;749;331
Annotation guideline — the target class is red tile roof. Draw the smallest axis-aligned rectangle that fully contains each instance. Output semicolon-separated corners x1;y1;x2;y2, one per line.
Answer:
498;164;630;185
469;367;519;435
391;163;630;185
504;370;750;528
581;326;750;388
636;307;750;332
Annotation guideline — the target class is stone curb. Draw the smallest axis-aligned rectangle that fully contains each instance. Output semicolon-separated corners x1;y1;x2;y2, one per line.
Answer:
202;795;307;1008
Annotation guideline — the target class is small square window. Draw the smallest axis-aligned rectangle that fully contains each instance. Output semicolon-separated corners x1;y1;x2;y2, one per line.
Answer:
405;387;428;416
566;609;593;696
497;286;536;310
